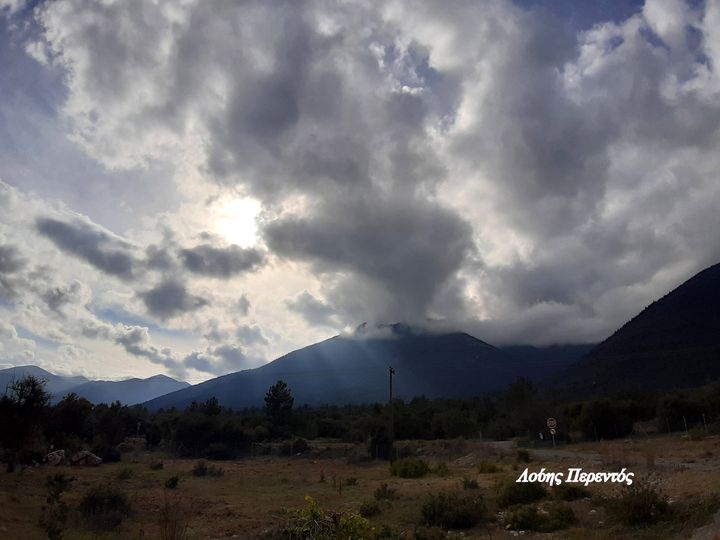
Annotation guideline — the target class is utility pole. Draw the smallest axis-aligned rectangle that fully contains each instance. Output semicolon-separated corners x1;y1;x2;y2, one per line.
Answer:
389;366;395;463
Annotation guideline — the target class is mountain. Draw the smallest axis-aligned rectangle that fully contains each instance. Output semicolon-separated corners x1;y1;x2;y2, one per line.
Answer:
565;261;720;394
0;365;188;405
500;344;595;380
0;365;88;397
69;374;190;405
144;324;590;410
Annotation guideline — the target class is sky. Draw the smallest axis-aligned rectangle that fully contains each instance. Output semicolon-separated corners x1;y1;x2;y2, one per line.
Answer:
1;0;720;383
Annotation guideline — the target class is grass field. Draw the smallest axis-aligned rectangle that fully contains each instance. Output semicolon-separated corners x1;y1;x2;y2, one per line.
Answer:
2;435;720;539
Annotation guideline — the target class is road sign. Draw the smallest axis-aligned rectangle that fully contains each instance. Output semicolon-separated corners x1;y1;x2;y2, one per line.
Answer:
546;417;557;430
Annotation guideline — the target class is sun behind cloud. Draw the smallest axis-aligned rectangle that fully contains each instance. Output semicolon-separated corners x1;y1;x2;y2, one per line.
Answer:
214;197;261;249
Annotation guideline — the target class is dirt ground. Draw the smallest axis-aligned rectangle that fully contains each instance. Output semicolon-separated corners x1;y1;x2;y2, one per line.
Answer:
2;434;720;539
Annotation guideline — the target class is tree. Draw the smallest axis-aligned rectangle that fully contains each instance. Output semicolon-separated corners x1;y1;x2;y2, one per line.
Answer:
0;375;51;470
264;380;294;427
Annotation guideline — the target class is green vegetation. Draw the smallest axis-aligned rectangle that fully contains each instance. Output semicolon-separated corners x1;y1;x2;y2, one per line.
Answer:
192;460;224;477
78;484;131;530
374;482;397;501
477;460;500;473
506;502;575;532
390;457;431;478
421;492;486;529
283;496;372;539
604;480;670;526
496;479;547;508
553;483;590;501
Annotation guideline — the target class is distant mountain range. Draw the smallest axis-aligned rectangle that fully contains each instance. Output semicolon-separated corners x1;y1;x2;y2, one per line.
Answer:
565;261;720;395
5;261;720;409
144;324;592;410
0;365;189;405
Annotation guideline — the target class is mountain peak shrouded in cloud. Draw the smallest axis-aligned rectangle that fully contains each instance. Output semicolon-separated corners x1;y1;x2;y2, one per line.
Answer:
1;0;720;381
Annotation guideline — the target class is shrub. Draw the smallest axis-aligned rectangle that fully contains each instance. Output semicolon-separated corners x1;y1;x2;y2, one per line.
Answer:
604;481;670;526
165;476;180;489
192;460;224;477
150;461;164;471
433;462;449;477
78;485;131;530
159;494;190;540
374;482;397;501
477;460;500;474
462;477;479;490
553;483;590;501
359;499;381;518
280;437;310;456
506;503;575;532
345;477;358;486
38;473;74;540
496;479;547;508
116;467;134;480
284;496;372;539
421;492;486;529
391;457;431;478
516;449;531;463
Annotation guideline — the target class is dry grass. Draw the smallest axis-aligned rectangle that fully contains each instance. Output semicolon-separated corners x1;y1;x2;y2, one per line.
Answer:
1;434;720;539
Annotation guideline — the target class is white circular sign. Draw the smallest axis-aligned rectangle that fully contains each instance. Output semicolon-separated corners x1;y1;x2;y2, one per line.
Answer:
546;417;557;430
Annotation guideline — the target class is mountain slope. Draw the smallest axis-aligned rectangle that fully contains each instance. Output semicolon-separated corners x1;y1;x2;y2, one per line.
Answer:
69;374;190;405
566;262;720;393
0;365;88;397
145;324;585;410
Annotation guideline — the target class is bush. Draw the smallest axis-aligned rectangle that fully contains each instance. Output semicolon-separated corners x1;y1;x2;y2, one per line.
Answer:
359;499;381;518
159;494;191;540
345;477;358;486
150;460;164;471
165;476;180;489
462;477;479;490
604;481;670;526
116;467;134;480
391;457;431;478
78;485;131;530
516;449;531;463
553;483;590;501
280;437;310;456
496;479;547;508
433;462;449;477
192;460;223;477
506;503;575;532
284;496;372;539
477;460;500;474
421;492;486;529
38;473;74;540
374;482;397;501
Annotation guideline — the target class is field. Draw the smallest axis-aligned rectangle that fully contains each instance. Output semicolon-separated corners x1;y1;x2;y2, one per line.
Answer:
3;435;720;539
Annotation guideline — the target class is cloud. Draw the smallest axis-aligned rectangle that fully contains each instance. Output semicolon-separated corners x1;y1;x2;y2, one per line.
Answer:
266;195;474;319
41;279;90;314
285;290;340;328
184;344;259;375
179;244;265;278
36;217;137;280
139;279;208;320
0;244;25;274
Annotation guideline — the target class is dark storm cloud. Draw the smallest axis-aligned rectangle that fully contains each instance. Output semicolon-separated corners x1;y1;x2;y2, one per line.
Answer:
266;196;474;317
179;244;265;278
139;279;208;319
0;244;25;274
285;290;339;328
36;217;137;280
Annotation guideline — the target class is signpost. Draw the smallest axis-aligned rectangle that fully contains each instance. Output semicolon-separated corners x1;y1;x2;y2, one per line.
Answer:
546;417;557;448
